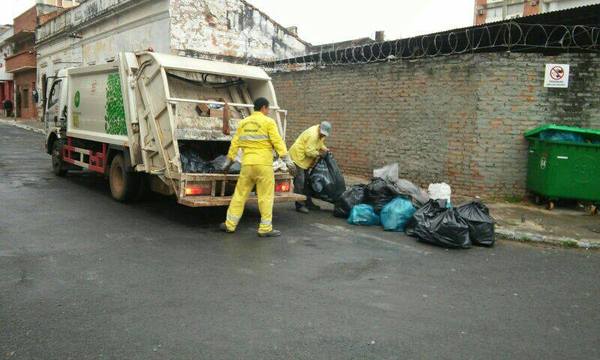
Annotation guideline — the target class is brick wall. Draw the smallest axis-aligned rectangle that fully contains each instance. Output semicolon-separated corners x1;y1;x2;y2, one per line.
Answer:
14;70;37;119
14;7;37;33
272;53;600;197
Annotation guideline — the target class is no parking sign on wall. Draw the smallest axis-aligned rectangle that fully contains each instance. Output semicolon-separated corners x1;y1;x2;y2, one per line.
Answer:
544;64;570;88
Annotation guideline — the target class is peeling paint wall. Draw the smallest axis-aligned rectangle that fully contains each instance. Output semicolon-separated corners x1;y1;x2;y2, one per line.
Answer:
37;0;170;104
169;0;309;61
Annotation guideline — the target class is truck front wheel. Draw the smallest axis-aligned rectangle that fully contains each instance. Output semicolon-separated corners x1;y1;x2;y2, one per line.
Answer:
51;140;68;177
109;153;139;202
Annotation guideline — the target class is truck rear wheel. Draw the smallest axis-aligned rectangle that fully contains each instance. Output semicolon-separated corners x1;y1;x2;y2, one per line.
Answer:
51;139;68;177
109;153;139;202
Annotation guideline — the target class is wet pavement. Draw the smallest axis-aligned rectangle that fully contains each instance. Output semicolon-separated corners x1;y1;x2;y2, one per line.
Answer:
1;123;599;359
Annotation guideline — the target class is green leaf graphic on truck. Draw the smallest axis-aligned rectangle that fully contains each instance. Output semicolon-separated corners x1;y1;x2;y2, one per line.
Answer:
104;73;127;136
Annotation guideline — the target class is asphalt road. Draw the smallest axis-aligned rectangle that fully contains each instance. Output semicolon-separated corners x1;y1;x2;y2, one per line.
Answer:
1;123;599;360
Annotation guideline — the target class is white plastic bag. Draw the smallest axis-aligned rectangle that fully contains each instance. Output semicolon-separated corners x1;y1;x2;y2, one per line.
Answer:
273;158;287;172
428;183;451;201
373;163;399;183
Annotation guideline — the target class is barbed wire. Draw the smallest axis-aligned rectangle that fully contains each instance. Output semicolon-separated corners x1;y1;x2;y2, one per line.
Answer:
262;22;600;72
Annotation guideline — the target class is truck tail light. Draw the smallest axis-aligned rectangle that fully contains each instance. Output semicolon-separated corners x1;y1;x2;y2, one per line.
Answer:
275;181;291;193
185;183;211;196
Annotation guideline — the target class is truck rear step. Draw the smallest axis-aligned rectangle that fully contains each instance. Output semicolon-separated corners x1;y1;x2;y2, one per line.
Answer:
178;193;306;207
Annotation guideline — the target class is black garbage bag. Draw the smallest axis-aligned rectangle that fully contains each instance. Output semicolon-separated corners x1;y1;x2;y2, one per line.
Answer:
364;178;403;213
210;155;241;174
310;153;346;203
456;201;495;247
180;149;211;173
333;184;367;218
406;200;471;249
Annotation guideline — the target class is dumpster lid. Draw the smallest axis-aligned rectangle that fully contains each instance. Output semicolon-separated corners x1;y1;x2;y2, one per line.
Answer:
524;124;600;138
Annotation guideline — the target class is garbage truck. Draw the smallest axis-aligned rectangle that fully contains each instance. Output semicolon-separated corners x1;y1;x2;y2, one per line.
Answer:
43;51;304;207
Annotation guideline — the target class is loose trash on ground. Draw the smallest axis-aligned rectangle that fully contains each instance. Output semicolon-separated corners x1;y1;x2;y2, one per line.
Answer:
456;201;495;247
348;204;381;226
405;200;471;249
310;152;346;203
334;184;367;218
381;197;416;232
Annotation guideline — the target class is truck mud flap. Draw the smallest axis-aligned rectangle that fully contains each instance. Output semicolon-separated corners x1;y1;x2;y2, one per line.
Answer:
178;193;306;208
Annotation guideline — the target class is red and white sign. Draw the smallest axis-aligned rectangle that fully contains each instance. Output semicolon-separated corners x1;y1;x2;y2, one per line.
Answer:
544;64;570;88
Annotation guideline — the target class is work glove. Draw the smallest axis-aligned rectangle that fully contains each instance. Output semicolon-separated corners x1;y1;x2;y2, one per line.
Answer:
222;158;233;174
282;155;297;177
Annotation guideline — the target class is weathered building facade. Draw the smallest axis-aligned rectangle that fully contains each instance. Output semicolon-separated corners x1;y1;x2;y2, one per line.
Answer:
35;0;310;113
0;26;14;113
474;0;600;24
4;4;70;119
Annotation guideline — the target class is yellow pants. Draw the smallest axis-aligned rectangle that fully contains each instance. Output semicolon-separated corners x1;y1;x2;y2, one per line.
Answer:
225;164;275;234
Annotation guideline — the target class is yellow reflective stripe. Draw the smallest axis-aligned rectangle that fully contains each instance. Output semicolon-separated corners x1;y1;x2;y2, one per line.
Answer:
240;135;269;141
260;220;272;226
227;214;241;224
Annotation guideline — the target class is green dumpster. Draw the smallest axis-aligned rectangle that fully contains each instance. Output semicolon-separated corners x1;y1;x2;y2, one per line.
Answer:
524;125;600;207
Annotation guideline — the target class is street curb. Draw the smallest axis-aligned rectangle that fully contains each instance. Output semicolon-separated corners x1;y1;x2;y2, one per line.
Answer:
496;227;600;249
0;119;45;135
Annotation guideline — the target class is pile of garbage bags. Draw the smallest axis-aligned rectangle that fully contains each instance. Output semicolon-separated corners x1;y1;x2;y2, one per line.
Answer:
341;177;420;232
406;200;495;248
334;163;495;249
310;152;346;203
334;177;427;218
180;151;241;174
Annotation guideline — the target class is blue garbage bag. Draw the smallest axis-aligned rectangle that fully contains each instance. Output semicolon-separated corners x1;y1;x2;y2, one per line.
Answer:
348;204;380;226
539;130;584;143
381;197;416;232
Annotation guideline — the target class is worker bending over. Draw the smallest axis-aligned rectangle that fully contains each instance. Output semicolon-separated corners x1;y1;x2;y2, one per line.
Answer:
221;97;296;237
289;121;332;214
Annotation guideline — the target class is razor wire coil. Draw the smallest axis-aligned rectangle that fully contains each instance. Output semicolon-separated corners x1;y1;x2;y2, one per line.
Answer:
261;22;600;72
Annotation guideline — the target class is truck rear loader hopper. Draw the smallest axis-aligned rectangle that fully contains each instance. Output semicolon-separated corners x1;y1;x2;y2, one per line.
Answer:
44;51;305;207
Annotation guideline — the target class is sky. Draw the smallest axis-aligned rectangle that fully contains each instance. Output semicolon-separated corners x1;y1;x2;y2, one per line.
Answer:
1;0;475;44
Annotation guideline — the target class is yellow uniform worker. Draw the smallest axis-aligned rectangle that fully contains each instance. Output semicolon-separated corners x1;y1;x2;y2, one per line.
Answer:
220;98;296;237
289;122;332;214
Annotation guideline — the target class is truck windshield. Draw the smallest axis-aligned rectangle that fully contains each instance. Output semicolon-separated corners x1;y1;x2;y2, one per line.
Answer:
48;80;62;109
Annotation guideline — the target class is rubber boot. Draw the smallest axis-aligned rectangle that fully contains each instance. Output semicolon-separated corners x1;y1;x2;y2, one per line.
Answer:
258;229;281;238
219;223;235;233
306;202;321;211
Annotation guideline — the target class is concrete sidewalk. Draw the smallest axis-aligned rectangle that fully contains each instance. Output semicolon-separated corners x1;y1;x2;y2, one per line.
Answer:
490;202;600;249
0;117;45;134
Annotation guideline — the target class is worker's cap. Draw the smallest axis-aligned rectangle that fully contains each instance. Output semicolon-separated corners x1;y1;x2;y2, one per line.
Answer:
320;121;332;137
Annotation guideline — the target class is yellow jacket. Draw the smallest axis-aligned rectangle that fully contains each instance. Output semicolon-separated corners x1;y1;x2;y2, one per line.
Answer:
227;111;288;166
289;125;327;170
